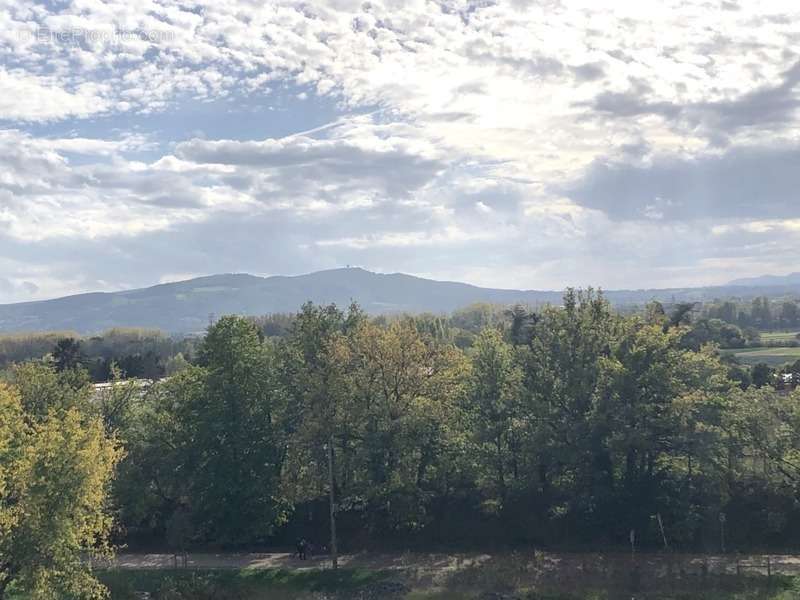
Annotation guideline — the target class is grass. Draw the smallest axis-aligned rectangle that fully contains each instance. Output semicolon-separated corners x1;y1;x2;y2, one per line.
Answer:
760;331;800;343
728;346;800;366
94;567;800;600
98;567;389;599
395;577;800;599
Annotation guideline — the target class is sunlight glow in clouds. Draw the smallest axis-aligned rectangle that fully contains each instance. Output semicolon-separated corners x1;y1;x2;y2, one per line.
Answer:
0;0;799;301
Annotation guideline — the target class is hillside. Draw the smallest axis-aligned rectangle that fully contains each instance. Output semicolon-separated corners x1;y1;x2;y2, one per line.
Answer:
0;267;799;334
0;269;559;334
728;272;800;287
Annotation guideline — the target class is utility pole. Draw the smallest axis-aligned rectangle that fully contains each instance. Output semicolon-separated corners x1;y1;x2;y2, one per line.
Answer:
326;438;338;570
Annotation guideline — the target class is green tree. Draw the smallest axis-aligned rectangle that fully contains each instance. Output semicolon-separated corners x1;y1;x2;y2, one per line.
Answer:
9;361;93;421
752;363;774;388
750;297;772;329
710;300;738;325
111;370;203;542
281;303;365;565
600;325;734;541
467;329;524;505
681;318;746;350
281;302;364;498
729;387;800;484
780;301;799;329
113;316;290;546
0;381;122;599
644;300;667;326
523;289;620;518
348;320;469;531
665;302;695;331
505;304;536;346
52;337;83;372
192;316;289;542
163;352;191;376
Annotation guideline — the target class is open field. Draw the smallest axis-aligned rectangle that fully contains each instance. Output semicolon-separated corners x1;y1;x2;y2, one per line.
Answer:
759;331;800;344
92;552;800;600
726;346;800;366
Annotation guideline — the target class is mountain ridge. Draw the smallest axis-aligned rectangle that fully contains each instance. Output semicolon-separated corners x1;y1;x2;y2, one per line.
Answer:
728;272;800;287
1;267;799;334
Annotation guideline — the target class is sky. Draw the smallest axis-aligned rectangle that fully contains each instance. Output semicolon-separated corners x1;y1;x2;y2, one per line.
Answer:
1;0;799;302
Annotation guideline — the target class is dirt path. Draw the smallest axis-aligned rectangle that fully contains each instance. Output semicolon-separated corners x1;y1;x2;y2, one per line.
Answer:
110;551;485;572
108;551;800;579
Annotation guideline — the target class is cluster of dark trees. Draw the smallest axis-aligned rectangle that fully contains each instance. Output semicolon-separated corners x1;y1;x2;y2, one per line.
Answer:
257;299;799;355
702;297;800;333
679;317;750;350
3;296;797;385
0;328;196;382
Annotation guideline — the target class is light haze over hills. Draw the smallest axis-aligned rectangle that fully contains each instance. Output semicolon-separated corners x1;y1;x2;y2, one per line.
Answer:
728;272;800;287
0;268;798;335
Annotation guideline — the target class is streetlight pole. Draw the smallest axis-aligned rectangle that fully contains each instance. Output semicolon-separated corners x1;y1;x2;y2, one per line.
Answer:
326;438;338;570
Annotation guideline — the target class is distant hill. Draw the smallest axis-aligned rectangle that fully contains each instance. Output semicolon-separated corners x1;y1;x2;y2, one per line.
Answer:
0;267;799;334
0;269;560;334
728;272;800;287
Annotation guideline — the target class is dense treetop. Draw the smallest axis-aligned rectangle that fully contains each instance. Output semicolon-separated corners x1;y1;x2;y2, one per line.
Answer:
3;292;800;598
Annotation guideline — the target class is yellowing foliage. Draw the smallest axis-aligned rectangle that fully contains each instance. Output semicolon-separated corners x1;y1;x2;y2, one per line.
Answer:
0;381;122;599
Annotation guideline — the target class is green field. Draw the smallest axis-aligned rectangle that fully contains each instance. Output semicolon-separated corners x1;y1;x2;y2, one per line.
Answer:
760;331;800;344
729;346;800;366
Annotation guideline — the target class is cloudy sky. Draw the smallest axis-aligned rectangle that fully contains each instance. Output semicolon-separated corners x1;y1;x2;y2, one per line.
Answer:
1;0;799;302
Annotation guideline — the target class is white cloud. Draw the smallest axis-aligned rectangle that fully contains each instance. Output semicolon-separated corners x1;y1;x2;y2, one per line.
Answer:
1;0;800;300
0;68;109;121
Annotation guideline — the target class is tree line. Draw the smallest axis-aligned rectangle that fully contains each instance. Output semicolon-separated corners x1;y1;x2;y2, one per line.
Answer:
0;328;197;383
3;291;800;598
702;297;800;333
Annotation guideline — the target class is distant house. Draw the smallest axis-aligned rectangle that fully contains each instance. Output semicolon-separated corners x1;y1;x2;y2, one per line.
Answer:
91;378;156;401
776;372;799;392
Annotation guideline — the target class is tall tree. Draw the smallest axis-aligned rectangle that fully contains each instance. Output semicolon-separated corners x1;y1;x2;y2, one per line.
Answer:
10;361;93;420
780;301;799;329
348;320;469;532
0;381;121;599
281;303;365;559
191;316;290;543
467;329;524;505
524;289;619;520
52;337;83;372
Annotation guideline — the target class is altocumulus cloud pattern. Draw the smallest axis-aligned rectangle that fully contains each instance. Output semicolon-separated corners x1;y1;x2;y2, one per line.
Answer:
0;0;799;301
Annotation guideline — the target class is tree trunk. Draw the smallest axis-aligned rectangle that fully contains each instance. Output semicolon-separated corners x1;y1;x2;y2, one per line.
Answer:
496;434;507;502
